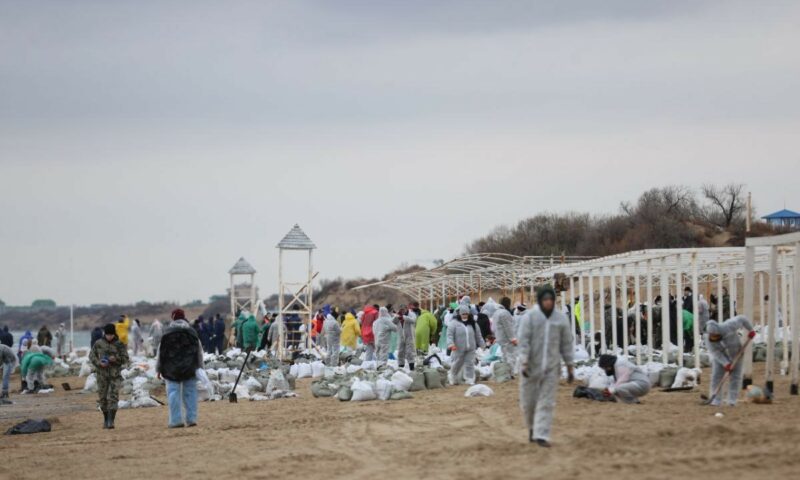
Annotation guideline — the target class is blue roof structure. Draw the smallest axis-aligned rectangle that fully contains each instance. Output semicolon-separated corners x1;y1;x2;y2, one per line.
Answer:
762;209;800;220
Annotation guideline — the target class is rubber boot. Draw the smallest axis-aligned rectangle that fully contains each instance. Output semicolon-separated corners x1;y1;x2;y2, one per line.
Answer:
102;410;109;429
108;410;116;429
409;363;415;371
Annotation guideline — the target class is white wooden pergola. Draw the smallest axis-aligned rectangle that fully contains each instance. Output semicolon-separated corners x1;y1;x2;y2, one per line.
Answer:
352;253;594;309
276;224;316;359
229;257;257;319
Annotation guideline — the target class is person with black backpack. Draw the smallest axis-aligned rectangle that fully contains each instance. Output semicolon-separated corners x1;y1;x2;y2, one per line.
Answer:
157;309;204;429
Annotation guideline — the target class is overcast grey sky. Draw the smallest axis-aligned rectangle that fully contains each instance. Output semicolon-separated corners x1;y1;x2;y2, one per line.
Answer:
1;1;798;306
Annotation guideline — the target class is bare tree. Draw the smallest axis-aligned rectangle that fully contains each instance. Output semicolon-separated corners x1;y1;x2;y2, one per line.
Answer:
701;183;746;228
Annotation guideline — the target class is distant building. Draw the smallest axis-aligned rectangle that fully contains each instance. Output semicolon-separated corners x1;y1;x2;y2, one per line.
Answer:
762;209;800;229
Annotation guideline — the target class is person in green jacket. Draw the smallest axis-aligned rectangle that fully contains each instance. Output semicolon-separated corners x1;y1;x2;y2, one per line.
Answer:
233;311;247;349
415;308;438;352
21;349;53;393
242;314;263;352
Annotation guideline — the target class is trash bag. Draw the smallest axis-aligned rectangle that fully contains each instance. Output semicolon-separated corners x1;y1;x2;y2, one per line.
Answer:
465;384;494;397
244;376;263;394
588;371;611;390
572;386;615;402
390;371;414;392
78;361;93;378
83;373;98;393
350;379;377;402
390;390;414;401
5;419;51;435
424;368;442;390
409;371;427;392
491;362;513;383
659;367;679;389
310;381;336;398
337;385;353;402
376;378;394;401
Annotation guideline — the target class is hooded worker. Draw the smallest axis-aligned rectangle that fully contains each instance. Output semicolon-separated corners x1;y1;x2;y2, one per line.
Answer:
517;285;575;448
20;348;53;393
150;319;164;356
415;308;438;352
242;314;262;352
373;307;397;367
115;315;131;345
598;354;650;404
1;343;19;401
394;306;418;370
340;312;362;350
55;323;67;358
233;311;247;348
492;297;518;374
447;306;485;385
706;316;755;406
697;295;711;333
322;314;342;366
130;319;144;356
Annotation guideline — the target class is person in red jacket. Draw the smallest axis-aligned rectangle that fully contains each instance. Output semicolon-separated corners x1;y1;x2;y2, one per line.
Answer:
361;304;379;361
311;312;325;345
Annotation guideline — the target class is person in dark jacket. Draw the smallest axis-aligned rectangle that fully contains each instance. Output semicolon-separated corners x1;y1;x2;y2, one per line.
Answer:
90;326;104;348
0;326;13;348
37;326;53;347
157;309;204;429
214;314;226;354
476;303;492;342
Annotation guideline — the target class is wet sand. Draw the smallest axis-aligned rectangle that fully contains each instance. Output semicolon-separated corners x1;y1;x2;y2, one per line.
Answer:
1;365;798;480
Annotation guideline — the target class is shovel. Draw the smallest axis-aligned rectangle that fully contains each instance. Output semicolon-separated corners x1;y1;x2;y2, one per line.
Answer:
229;349;253;403
701;336;753;406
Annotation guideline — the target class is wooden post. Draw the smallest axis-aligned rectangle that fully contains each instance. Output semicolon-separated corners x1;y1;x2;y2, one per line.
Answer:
578;273;585;349
675;254;683;367
767;246;778;393
599;268;606;354
791;243;800;395
620;265;628;356
610;266;617;353
569;276;577;346
692;253;701;371
660;258;670;365
781;253;790;374
743;246;755;386
589;270;596;358
634;263;642;365
646;260;654;363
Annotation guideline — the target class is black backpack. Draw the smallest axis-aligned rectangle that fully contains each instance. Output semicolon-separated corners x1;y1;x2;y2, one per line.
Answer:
158;329;200;382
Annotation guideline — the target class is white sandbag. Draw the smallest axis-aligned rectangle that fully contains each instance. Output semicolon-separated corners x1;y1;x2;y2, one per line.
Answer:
132;376;149;391
131;395;159;408
573;345;590;362
671;367;701;389
218;368;238;384
360;360;377;371
267;370;291;394
588;371;612;390
117;400;132;409
350;379;377;402
289;364;299;377
232;384;250;400
464;384;494;397
390;371;414;392
310;361;325;378
79;361;93;378
37;388;54;394
196;369;214;394
250;394;271;401
83;373;97;392
376;378;394;401
244;376;263;393
226;348;242;359
478;365;493;381
296;363;313;379
346;364;363;374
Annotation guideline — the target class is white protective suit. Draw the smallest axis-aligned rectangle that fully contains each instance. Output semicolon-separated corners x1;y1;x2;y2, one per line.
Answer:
492;306;518;373
322;314;342;367
55;325;66;357
607;357;650;404
149;320;163;356
130;321;143;356
697;296;710;333
517;305;574;442
394;311;417;368
447;310;485;385
706;315;754;406
373;308;397;366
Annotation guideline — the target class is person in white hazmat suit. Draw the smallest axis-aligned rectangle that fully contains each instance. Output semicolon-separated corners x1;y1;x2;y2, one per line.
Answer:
374;307;397;367
322;314;342;367
697;295;711;334
492;296;518;374
394;306;417;370
706;316;755;406
447;306;485;385
517;285;574;448
598;354;650;404
149;319;163;357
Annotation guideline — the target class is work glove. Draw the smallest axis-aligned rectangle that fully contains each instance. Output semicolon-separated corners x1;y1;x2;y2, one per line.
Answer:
511;338;518;346
724;363;733;373
748;330;756;339
521;363;529;378
448;345;457;352
602;388;612;398
567;366;575;384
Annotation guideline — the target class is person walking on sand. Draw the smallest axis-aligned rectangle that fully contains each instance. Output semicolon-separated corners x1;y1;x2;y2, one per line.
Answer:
157;309;204;428
706;316;755;407
1;343;19;403
89;324;129;429
55;323;67;359
518;285;575;448
149;319;163;356
130;319;144;357
322;314;342;366
493;297;519;375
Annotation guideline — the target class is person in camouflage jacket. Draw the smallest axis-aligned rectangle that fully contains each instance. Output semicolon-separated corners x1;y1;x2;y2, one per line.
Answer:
89;324;129;429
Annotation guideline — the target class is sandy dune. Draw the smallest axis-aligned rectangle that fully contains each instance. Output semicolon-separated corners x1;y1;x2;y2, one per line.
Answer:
1;366;798;480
